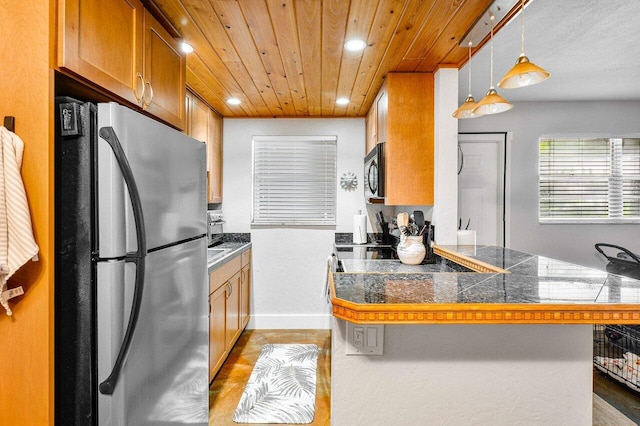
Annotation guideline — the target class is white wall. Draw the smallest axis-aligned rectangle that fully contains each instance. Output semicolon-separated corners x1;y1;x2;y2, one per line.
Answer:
332;319;593;425
223;118;366;329
459;101;640;269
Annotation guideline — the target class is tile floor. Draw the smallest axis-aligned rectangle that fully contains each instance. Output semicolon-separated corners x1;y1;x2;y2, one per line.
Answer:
209;329;331;426
210;329;638;425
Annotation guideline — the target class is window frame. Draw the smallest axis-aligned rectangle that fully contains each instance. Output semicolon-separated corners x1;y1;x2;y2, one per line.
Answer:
251;135;338;226
538;133;640;224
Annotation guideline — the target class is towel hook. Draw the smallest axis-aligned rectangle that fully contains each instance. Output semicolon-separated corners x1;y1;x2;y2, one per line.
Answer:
3;116;15;133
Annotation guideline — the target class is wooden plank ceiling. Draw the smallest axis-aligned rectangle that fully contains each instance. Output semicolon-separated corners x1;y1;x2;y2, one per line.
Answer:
152;0;494;117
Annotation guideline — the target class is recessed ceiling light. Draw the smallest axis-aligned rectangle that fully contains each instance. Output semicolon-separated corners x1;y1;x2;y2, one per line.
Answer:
336;98;350;105
180;41;194;54
344;39;367;52
227;98;242;105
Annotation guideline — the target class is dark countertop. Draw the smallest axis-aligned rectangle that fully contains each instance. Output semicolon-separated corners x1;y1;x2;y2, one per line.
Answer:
331;245;640;324
207;242;252;273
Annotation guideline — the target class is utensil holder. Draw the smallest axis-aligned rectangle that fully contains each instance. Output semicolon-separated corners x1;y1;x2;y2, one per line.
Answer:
397;235;426;265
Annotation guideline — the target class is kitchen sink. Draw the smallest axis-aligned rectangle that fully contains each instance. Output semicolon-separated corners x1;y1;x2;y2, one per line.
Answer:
207;248;228;263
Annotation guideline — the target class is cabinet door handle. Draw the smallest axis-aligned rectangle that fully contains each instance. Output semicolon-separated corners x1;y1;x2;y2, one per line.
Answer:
133;72;145;104
143;80;154;107
226;282;231;299
241;270;245;283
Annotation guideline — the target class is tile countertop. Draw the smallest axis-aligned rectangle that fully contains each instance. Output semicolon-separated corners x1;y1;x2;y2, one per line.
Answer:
207;242;252;273
330;244;640;325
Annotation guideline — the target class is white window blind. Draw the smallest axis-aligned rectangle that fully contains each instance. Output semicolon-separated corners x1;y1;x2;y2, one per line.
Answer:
252;135;337;225
539;137;640;222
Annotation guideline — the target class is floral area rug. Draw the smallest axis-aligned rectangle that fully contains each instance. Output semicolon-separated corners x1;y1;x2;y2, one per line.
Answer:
232;344;319;424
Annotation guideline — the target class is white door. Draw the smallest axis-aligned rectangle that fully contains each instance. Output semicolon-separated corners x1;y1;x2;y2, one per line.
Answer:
458;133;507;246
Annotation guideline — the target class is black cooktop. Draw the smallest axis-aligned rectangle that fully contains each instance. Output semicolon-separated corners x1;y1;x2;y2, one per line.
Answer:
333;243;476;273
333;243;439;264
333;244;398;260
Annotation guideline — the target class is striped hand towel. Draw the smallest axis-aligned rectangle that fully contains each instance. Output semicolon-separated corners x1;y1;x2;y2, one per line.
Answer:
0;127;39;316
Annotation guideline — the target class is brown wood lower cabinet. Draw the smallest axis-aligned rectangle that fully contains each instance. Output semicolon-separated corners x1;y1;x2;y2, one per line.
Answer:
241;264;251;329
225;271;241;348
208;248;251;382
209;283;227;381
241;249;251;329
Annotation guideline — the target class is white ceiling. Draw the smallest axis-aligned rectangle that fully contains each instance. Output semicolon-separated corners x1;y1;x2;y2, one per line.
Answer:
458;0;640;103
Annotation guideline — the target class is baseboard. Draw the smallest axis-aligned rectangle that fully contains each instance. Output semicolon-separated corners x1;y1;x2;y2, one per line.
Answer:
248;314;332;330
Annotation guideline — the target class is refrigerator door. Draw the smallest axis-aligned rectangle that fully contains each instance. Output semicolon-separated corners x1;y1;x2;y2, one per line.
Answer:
97;102;206;257
97;237;209;425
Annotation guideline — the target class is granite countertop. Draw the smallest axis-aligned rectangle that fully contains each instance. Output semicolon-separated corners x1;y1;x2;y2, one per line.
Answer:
331;245;640;325
207;241;252;272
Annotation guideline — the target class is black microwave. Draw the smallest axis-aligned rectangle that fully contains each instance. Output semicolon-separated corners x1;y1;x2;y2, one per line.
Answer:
364;142;385;202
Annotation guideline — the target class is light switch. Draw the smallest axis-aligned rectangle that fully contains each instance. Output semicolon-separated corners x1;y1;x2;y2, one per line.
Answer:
367;327;377;347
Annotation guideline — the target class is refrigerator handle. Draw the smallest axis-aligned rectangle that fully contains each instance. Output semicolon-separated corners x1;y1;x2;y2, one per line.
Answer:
97;126;147;396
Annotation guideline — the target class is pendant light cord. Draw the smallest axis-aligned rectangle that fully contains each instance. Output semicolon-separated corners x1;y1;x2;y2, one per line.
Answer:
489;15;495;88
467;41;473;96
520;0;526;56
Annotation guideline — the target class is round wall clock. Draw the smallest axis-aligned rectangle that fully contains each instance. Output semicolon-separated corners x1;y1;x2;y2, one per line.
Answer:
340;172;358;191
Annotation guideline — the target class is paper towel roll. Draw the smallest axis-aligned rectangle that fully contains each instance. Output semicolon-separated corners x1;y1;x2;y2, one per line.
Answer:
353;214;368;244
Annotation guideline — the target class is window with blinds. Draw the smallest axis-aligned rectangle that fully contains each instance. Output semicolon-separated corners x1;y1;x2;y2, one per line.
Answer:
539;137;640;223
252;135;337;225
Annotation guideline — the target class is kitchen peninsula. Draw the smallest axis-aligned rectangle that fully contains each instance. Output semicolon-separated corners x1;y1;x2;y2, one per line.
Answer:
330;245;640;425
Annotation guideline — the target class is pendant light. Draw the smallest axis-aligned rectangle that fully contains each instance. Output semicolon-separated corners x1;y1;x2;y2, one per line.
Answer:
473;15;513;116
498;0;550;88
452;41;480;119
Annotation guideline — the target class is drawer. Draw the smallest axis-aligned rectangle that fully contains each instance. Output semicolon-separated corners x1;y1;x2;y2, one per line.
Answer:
241;249;252;267
210;255;241;294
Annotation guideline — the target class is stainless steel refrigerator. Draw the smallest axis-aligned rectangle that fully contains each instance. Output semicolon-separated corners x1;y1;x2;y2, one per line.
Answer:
55;98;209;425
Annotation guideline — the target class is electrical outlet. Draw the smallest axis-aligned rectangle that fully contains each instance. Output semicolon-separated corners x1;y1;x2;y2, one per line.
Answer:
345;322;384;355
354;327;364;347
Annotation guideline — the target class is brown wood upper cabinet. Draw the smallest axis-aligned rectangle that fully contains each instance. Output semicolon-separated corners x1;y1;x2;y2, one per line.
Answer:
365;89;388;154
141;9;186;129
365;106;377;155
57;0;186;129
186;90;222;204
365;73;434;206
